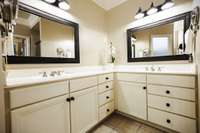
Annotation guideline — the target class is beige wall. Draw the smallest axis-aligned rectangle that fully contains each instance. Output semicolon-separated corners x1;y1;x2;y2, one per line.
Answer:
106;0;193;65
7;0;107;69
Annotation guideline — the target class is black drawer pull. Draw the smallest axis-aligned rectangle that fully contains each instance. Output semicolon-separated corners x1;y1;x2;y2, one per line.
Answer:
71;97;75;101
166;119;171;124
166;103;170;107
105;77;109;80
143;87;147;90
107;109;110;112
106;96;110;99
66;98;70;102
166;90;170;94
106;86;109;88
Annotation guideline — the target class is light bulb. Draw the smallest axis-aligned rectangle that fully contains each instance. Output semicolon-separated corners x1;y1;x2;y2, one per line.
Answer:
43;0;56;3
59;0;70;10
147;2;158;15
135;7;144;19
161;0;174;10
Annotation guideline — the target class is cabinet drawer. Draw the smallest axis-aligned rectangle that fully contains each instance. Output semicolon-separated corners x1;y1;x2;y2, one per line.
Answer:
148;85;195;101
99;90;114;106
148;95;196;118
98;82;113;94
115;73;146;83
147;74;195;88
70;76;97;92
10;81;69;109
99;101;114;121
148;108;196;133
98;73;113;84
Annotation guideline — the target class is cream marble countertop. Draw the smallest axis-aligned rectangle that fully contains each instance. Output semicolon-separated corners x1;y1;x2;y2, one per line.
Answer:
6;64;196;88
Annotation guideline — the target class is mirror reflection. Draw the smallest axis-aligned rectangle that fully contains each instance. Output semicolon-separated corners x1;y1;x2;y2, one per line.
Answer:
130;20;191;58
8;10;75;58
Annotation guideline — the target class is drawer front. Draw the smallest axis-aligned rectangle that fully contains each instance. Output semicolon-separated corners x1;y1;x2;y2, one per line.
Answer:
99;90;114;106
98;73;113;84
10;81;68;109
148;108;196;133
147;74;195;88
98;82;113;94
115;73;146;83
148;95;196;118
148;85;195;101
70;76;97;92
99;101;114;121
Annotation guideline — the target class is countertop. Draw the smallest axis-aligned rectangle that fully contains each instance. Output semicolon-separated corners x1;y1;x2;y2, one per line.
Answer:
5;64;196;88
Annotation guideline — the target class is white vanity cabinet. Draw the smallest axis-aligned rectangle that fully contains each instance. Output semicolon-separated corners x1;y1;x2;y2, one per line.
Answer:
70;87;98;133
10;81;70;133
69;76;98;133
147;74;197;133
115;73;147;120
11;95;70;133
98;73;114;121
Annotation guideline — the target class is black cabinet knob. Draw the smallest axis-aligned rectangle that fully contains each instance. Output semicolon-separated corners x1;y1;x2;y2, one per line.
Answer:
106;86;109;88
166;119;171;124
166;90;170;94
166;103;170;107
66;98;70;102
143;87;147;90
71;97;75;101
106;96;110;99
105;77;109;80
107;109;110;112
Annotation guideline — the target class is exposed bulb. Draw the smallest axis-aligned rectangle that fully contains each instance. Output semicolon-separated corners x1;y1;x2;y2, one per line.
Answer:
147;3;158;15
161;0;174;10
59;1;70;10
43;0;56;3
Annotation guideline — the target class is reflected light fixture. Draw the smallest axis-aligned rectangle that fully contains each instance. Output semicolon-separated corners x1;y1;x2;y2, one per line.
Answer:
147;2;158;15
161;0;174;10
135;7;144;19
42;0;70;11
58;0;70;10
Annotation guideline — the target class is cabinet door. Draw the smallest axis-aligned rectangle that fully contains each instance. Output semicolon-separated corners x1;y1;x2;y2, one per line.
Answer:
117;81;147;120
71;87;98;133
11;95;70;133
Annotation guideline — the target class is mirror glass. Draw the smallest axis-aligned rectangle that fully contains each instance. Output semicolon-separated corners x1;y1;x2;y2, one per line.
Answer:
130;20;191;58
8;10;75;58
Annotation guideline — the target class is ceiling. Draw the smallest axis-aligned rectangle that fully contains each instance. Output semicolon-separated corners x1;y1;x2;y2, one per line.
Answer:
92;0;128;11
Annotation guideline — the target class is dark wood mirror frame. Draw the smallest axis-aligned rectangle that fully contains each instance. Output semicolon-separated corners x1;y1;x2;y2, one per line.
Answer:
127;11;192;62
7;2;80;64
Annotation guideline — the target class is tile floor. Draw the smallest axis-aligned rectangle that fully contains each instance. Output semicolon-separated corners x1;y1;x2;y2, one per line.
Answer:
90;113;166;133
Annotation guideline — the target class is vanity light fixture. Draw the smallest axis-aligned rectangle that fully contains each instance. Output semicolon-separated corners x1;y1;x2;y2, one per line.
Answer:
42;0;70;10
161;0;174;10
43;0;56;3
135;7;145;19
147;2;158;15
135;0;175;19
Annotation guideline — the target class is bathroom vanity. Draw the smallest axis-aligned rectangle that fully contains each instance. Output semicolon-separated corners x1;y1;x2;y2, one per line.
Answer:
5;64;197;133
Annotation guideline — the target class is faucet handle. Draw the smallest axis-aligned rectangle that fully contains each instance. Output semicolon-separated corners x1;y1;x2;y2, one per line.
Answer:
39;71;48;78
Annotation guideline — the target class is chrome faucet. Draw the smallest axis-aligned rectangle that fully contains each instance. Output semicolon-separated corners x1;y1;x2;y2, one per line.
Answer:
39;71;48;78
150;66;155;71
50;71;58;77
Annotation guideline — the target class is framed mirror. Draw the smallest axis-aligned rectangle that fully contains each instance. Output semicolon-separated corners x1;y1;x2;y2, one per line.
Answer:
7;2;80;64
127;12;192;62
